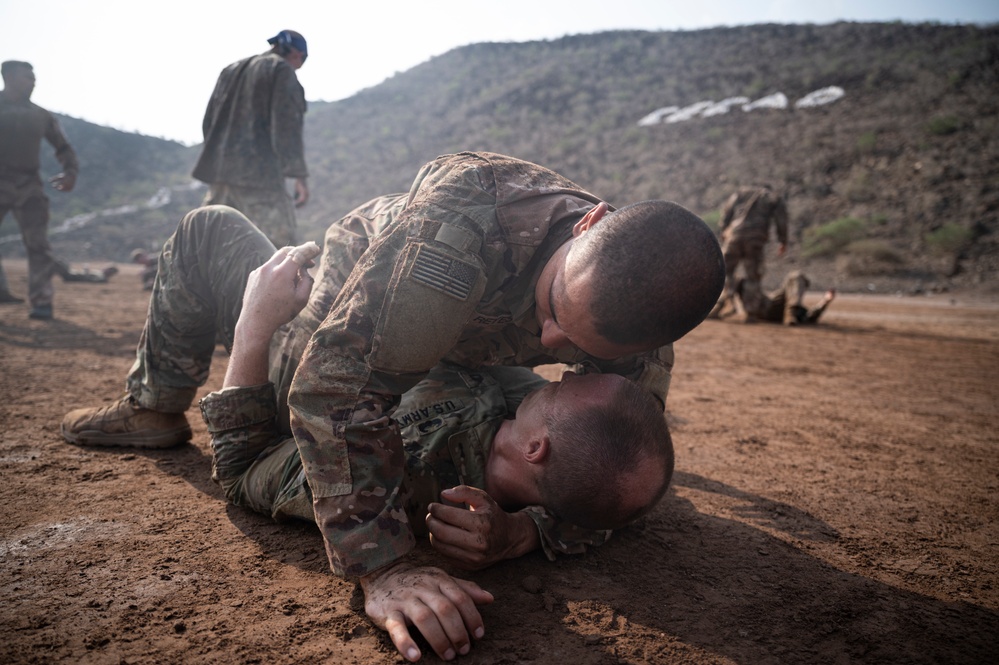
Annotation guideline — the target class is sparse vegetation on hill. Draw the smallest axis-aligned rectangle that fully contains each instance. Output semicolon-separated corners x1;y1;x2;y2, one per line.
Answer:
10;21;997;295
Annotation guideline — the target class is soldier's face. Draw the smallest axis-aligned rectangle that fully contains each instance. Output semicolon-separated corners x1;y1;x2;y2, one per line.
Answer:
4;67;35;100
535;242;647;360
286;49;306;70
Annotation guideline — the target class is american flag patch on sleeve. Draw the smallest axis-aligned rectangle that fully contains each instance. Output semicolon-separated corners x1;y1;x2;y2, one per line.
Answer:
411;246;477;300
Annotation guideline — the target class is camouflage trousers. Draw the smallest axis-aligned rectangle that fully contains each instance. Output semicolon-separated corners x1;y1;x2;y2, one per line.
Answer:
122;201;389;520
711;238;766;316
202;182;297;247
126;205;276;413
212;426;314;524
0;176;58;307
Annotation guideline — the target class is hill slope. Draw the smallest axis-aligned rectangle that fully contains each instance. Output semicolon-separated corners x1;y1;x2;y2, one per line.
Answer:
8;21;997;295
301;21;999;294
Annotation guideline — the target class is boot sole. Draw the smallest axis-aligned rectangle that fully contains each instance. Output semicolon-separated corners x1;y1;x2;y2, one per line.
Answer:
61;424;192;449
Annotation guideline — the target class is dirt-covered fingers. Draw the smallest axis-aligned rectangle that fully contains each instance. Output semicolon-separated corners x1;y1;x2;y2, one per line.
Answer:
285;241;321;267
383;611;423;662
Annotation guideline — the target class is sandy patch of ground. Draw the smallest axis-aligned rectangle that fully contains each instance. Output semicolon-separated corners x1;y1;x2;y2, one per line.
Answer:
1;259;997;664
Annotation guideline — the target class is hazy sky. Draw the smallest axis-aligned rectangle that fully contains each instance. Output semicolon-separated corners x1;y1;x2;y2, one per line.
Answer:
2;0;996;145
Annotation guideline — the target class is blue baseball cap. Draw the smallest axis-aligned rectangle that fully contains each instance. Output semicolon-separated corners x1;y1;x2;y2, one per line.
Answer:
268;30;308;59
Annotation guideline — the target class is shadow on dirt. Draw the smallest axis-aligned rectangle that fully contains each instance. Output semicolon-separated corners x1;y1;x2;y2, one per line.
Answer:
469;480;999;663
0;315;141;356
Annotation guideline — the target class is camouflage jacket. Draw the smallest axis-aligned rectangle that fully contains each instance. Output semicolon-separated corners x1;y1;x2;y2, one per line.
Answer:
0;91;78;197
287;151;674;577
192;52;307;189
719;186;788;247
201;366;612;564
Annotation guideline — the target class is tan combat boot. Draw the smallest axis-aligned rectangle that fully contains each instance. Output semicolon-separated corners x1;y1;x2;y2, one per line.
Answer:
61;395;192;449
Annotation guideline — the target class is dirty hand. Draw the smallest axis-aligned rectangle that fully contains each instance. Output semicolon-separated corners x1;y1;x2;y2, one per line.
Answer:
427;485;540;570
361;561;493;662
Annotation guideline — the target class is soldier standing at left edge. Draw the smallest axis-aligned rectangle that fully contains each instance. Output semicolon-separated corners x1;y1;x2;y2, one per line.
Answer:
0;61;78;319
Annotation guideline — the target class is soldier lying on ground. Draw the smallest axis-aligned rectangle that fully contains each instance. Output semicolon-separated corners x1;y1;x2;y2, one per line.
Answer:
62;151;724;661
729;270;836;325
65;228;673;661
210;242;673;660
56;260;117;283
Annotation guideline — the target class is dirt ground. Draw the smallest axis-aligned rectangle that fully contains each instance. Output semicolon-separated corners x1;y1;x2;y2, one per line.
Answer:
1;258;997;664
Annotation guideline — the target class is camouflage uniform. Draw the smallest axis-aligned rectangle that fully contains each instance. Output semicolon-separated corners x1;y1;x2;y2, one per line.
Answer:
714;186;789;314
192;52;307;246
127;200;611;564
286;151;674;577
736;270;831;325
201;364;612;562
0;90;78;307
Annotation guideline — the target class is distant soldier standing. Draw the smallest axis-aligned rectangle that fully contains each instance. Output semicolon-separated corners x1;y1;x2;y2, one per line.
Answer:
710;184;789;318
0;61;79;319
193;30;310;246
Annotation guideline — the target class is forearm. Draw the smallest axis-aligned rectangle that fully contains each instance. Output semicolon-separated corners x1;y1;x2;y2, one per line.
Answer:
223;322;273;388
309;419;416;577
46;118;78;176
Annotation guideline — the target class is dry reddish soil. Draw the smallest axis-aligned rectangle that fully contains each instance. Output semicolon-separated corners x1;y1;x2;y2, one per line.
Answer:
1;258;997;664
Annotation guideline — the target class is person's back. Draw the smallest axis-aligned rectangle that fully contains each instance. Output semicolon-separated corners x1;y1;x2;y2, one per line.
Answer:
720;185;788;246
192;30;309;247
192;51;306;188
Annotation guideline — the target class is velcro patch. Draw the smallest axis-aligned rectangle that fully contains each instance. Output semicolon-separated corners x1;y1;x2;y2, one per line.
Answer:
411;246;477;300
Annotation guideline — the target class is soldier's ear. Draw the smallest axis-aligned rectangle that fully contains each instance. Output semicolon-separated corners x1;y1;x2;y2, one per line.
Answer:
572;202;609;237
524;435;550;465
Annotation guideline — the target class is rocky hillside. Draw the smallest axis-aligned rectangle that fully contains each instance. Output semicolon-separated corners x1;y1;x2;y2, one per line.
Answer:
0;116;203;260
12;21;998;295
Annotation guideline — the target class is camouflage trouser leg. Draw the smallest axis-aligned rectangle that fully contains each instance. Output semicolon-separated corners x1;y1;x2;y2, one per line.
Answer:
203;183;297;247
0;258;10;295
779;270;811;324
215;436;314;523
0;210;11;295
9;195;58;308
126;205;276;413
715;239;759;315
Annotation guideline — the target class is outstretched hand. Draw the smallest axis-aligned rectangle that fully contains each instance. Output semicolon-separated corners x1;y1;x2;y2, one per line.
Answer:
360;561;493;662
426;485;540;570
